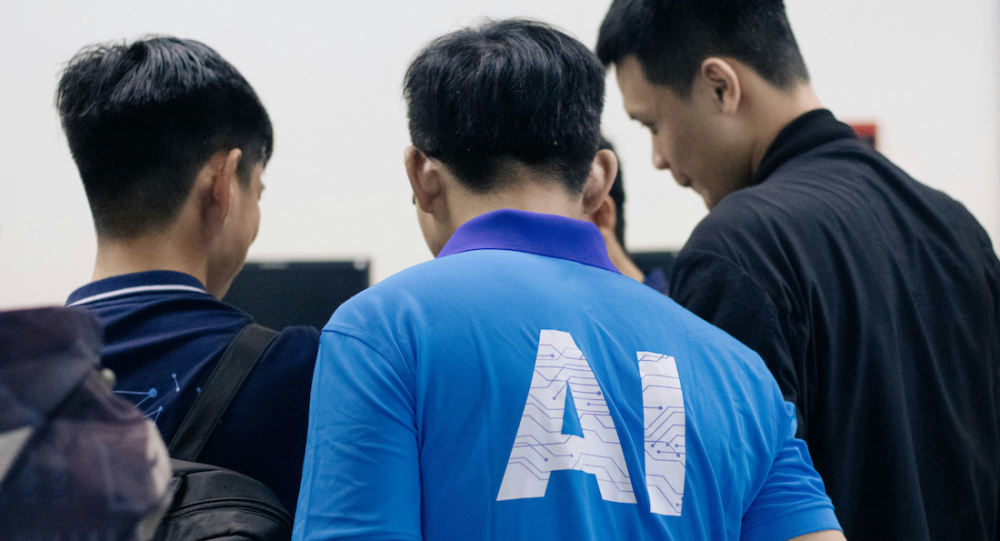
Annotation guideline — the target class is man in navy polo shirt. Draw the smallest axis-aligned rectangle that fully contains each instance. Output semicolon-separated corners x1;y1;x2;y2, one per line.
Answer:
58;37;318;513
293;19;843;541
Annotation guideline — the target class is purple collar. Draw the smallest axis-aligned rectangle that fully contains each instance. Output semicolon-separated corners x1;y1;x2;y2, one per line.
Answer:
437;209;620;274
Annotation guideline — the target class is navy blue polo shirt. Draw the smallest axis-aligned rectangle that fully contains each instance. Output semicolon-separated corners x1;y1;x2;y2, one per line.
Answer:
67;271;319;514
294;209;839;541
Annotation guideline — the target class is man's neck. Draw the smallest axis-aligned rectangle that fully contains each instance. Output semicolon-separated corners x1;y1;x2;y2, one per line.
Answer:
93;232;210;291
748;82;824;176
448;176;585;230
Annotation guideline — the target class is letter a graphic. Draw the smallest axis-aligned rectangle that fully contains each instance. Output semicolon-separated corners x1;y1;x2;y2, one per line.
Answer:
497;330;635;505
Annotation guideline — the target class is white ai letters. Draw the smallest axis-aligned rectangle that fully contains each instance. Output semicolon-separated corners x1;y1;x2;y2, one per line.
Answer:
497;330;686;516
637;351;686;516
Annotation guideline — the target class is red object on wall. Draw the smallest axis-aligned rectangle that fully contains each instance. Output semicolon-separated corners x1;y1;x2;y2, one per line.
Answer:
850;123;878;149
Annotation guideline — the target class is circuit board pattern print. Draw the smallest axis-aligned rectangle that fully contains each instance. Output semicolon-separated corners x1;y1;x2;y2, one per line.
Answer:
113;372;201;424
637;351;686;516
498;329;636;505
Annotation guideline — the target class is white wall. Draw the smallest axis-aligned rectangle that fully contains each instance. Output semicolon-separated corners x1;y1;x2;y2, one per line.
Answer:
1;0;997;309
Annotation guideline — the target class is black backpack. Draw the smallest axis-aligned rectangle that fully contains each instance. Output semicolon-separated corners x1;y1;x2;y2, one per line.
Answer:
155;323;293;541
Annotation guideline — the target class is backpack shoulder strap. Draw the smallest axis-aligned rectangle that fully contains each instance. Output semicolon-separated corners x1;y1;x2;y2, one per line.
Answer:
168;323;279;462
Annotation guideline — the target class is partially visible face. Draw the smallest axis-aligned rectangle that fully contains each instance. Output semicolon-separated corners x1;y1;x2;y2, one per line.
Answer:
207;162;264;297
615;56;751;209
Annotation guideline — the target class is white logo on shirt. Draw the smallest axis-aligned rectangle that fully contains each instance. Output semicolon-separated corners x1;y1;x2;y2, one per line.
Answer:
497;330;686;516
638;351;686;516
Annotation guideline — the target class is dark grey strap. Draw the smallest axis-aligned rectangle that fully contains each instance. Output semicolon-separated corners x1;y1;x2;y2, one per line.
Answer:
168;324;279;462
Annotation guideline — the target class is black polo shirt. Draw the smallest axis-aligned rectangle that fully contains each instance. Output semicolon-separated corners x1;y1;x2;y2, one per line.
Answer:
670;109;1000;540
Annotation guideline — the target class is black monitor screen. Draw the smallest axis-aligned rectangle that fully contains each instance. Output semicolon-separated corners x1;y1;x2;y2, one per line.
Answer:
223;260;370;330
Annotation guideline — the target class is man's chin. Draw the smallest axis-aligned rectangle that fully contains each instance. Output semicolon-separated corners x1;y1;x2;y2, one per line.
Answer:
684;182;714;210
671;172;692;189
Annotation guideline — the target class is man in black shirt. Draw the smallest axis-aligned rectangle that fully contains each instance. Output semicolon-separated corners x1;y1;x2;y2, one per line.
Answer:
597;1;1000;540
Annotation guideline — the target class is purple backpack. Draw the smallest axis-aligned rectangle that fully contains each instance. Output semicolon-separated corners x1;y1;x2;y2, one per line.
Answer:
0;307;172;541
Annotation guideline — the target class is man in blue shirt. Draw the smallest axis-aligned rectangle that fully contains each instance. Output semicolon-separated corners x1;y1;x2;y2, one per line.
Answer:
58;37;318;513
294;19;842;541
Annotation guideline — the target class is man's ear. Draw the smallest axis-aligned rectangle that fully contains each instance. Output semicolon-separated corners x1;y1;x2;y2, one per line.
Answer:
699;58;741;115
581;148;618;216
591;195;617;235
199;148;242;232
404;146;446;214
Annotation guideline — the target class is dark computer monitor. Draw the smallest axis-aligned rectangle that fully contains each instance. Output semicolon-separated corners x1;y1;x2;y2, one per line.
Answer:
223;260;370;330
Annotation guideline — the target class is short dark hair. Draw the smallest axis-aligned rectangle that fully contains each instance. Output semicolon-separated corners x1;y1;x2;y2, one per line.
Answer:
596;0;809;98
599;138;626;248
57;36;273;238
404;19;605;193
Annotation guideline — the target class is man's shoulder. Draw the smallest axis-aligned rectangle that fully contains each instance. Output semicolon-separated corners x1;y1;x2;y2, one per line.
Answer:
265;324;321;362
318;255;476;346
339;248;665;309
682;139;896;263
668;295;776;380
678;187;788;268
83;287;319;373
272;323;321;343
331;249;577;312
690;139;990;262
327;249;681;342
335;249;755;355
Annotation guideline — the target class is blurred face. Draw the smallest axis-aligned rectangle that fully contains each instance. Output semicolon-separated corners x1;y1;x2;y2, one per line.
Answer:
615;56;751;209
207;162;263;297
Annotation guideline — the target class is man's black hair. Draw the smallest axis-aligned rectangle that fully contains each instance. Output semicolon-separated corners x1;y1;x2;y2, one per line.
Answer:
57;36;273;238
599;138;626;248
596;0;809;97
404;19;605;193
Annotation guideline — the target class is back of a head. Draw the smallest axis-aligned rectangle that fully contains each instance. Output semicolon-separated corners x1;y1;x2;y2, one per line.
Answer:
596;0;809;97
404;19;605;194
57;37;273;239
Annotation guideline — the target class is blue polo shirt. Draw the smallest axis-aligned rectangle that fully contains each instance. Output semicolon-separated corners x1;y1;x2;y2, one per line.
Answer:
67;271;319;514
293;209;841;541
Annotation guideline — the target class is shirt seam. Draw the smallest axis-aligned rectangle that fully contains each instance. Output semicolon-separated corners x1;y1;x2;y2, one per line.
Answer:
323;323;416;405
742;500;838;536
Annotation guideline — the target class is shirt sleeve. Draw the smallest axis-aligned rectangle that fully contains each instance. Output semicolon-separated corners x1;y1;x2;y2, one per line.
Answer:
740;383;842;541
292;326;421;541
669;248;809;438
